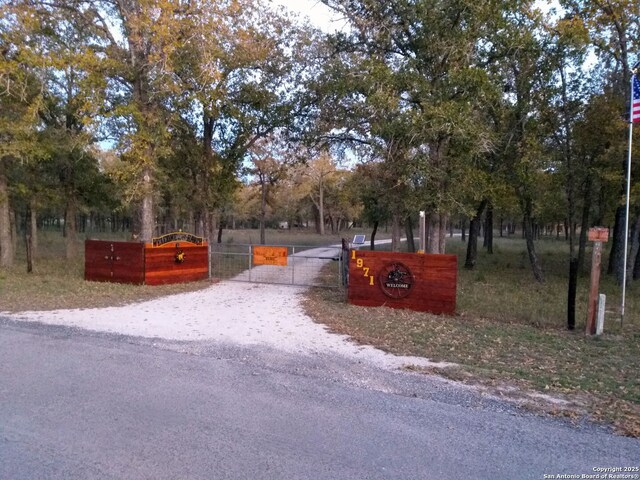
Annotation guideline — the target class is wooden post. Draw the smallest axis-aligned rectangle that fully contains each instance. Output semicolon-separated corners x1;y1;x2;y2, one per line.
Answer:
586;228;609;335
418;211;426;254
596;294;606;336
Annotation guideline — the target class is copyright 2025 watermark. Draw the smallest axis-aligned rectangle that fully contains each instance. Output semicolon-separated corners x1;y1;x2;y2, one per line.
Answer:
543;467;640;480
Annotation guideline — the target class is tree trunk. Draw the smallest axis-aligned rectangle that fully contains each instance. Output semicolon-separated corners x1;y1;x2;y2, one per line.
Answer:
25;202;33;273
313;205;321;234
207;211;217;245
130;203;142;241
484;204;493;254
0;160;14;267
424;214;430;250
11;209;17;258
370;221;378;251
465;200;487;269
633;236;640;280
391;213;401;252
427;214;446;254
577;174;593;273
523;199;544;282
140;166;154;242
461;218;466;242
607;205;625;284
260;179;267;245
405;217;415;253
318;175;325;235
625;213;640;284
567;258;578;330
25;233;33;274
30;198;38;259
66;199;78;260
195;214;204;237
438;214;447;254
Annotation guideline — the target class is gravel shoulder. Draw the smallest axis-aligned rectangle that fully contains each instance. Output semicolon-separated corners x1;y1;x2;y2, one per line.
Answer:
4;280;451;372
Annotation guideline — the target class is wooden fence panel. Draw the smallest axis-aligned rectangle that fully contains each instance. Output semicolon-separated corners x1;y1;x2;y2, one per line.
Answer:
144;244;209;286
85;240;145;284
85;240;207;285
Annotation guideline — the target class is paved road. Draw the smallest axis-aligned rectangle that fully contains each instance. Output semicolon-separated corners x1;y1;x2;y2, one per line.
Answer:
1;319;638;480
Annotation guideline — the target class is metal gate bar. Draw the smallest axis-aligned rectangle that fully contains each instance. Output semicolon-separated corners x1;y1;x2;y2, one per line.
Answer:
209;244;343;288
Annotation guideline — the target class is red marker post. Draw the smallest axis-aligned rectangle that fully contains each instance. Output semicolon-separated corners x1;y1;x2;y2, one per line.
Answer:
586;228;609;335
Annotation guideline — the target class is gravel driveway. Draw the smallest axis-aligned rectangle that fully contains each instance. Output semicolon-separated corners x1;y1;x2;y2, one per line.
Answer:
5;245;448;371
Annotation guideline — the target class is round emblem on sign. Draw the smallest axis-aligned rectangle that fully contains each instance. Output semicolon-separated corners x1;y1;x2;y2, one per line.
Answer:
175;250;185;263
379;262;414;299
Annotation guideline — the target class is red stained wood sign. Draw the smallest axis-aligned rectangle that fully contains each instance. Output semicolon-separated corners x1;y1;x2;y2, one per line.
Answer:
84;240;145;284
348;250;457;315
588;227;609;243
85;237;208;286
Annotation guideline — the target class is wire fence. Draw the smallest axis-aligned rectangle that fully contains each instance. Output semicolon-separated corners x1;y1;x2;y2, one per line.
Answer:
209;244;345;288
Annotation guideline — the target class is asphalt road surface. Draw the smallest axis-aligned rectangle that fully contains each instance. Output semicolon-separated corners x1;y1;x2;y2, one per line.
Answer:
1;319;638;480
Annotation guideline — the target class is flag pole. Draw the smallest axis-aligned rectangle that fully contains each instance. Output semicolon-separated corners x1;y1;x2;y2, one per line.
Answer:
622;71;637;326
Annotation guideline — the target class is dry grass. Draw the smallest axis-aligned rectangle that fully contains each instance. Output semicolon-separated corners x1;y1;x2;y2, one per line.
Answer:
0;227;368;311
4;228;639;435
304;237;640;437
217;228;383;246
0;230;211;311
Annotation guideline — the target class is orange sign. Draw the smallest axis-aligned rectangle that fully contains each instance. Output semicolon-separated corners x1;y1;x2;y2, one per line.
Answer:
253;246;288;266
588;227;609;243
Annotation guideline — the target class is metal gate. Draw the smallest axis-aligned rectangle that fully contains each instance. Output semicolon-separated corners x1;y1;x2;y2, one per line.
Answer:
209;244;345;288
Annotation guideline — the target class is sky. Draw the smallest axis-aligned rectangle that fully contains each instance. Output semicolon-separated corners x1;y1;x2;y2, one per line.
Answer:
273;0;560;31
272;0;343;32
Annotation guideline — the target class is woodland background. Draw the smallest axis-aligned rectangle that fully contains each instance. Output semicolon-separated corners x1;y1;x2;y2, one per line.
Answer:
1;0;640;318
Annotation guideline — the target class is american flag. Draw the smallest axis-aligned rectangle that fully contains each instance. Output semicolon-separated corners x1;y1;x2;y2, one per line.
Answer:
632;76;640;123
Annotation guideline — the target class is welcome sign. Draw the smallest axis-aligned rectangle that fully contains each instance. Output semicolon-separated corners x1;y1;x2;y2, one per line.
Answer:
151;232;205;247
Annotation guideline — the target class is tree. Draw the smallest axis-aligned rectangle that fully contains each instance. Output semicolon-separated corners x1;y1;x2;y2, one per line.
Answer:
561;0;640;284
539;14;590;327
39;34;107;257
303;152;338;235
348;162;391;250
318;0;503;253
0;2;44;267
168;1;317;241
246;139;289;244
488;3;556;282
19;0;187;241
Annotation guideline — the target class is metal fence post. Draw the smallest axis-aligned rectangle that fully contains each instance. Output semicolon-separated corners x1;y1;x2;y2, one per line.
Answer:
249;244;252;282
291;246;295;285
208;243;212;281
